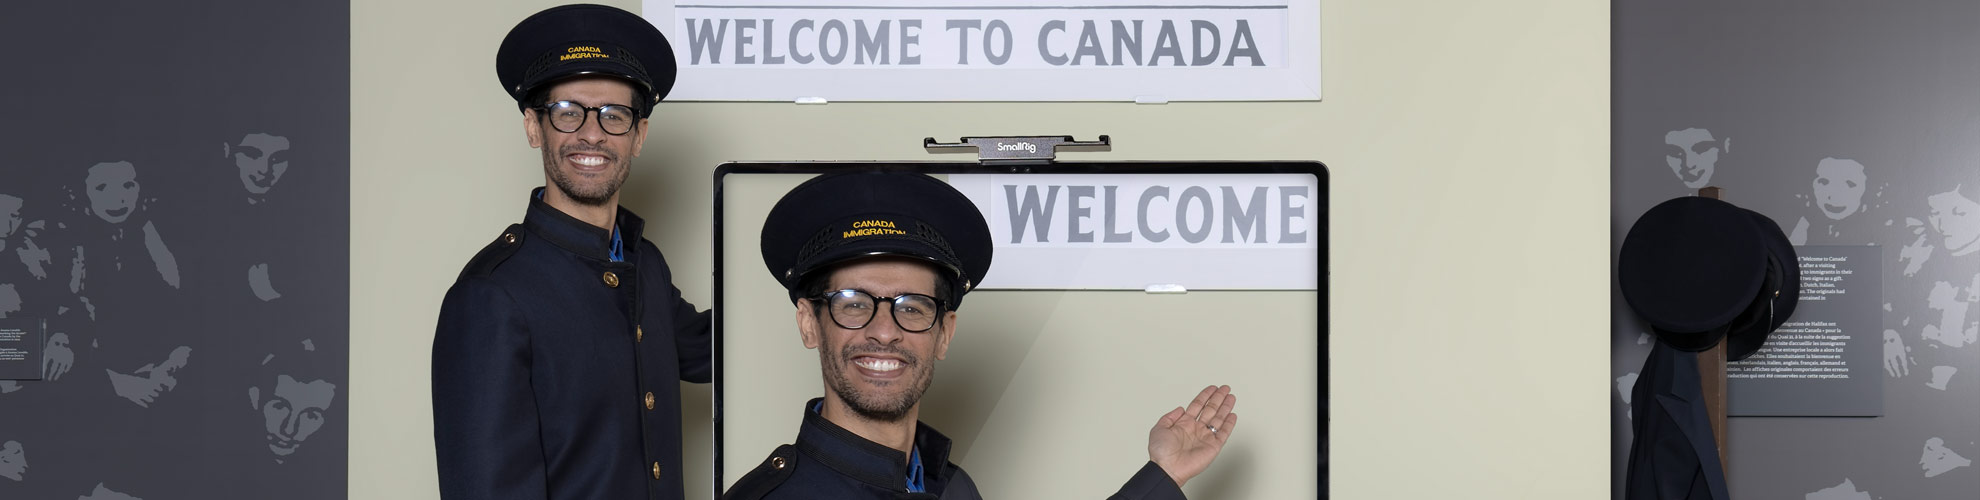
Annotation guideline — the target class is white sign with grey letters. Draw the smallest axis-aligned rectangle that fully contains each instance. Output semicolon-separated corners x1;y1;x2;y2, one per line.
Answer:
641;0;1321;101
948;173;1319;290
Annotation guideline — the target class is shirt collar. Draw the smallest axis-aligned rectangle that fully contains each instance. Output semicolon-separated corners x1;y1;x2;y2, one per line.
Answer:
523;187;644;262
797;398;950;494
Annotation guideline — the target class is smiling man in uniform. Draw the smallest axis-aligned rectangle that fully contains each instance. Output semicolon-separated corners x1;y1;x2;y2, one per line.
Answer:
432;5;711;500
725;172;1239;499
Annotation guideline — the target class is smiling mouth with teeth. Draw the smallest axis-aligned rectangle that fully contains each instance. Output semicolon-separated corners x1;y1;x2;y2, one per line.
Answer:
852;357;904;372
569;155;608;167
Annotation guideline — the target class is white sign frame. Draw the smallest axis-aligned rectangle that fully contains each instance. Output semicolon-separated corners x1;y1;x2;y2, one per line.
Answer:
641;0;1321;102
949;173;1321;290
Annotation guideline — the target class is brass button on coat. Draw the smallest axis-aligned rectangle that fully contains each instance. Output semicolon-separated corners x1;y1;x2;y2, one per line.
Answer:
636;325;643;342
771;456;786;469
502;232;517;245
652;462;661;479
603;271;620;287
644;392;655;410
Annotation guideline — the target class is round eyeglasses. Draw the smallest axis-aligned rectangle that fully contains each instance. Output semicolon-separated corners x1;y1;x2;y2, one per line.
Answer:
810;289;947;333
531;100;639;135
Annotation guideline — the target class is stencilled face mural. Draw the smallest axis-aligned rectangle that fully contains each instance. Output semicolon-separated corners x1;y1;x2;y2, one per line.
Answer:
4;2;349;498
84;161;140;224
1620;4;1980;500
1813;158;1868;221
0;194;22;239
228;133;291;197
1664;128;1726;189
0;440;24;481
0;284;19;318
1927;187;1980;257
1921;437;1972;478
250;374;337;461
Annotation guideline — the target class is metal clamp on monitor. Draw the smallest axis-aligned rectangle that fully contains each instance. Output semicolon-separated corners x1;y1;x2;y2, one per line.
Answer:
923;135;1112;167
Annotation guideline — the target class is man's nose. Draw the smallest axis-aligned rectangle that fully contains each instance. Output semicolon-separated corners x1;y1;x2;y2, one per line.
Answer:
864;306;905;345
574;111;610;143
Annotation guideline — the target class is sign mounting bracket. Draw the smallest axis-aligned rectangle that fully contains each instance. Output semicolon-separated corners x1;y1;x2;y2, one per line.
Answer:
923;135;1112;168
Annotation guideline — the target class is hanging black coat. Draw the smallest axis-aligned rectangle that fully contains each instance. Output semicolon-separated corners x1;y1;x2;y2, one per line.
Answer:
1625;341;1730;500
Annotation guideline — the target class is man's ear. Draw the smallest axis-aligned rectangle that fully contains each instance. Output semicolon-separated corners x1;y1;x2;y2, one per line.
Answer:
221;142;230;158
523;108;544;149
934;311;957;361
630;118;650;158
1722;137;1732;154
797;299;822;349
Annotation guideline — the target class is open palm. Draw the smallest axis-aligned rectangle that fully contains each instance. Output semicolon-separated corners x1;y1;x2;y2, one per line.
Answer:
1147;385;1238;488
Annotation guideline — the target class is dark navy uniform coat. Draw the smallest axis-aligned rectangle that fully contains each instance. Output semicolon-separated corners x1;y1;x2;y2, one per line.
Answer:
433;190;712;500
725;399;1186;500
1624;341;1729;500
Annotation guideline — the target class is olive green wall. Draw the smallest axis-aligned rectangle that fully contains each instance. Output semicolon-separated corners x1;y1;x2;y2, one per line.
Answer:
350;1;1609;498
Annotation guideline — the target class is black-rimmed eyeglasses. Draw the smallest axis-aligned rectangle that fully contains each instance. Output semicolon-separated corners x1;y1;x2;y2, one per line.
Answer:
809;289;947;333
530;100;639;135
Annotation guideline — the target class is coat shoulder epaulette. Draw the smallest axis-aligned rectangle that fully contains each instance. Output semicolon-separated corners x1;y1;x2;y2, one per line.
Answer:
722;444;798;500
459;224;526;279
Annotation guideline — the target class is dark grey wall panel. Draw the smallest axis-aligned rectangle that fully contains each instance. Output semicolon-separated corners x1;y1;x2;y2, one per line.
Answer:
1616;2;1980;498
0;2;349;498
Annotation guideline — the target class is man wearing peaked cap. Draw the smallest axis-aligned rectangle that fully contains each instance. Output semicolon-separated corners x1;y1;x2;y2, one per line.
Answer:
432;5;708;500
724;172;1242;499
496;3;678;114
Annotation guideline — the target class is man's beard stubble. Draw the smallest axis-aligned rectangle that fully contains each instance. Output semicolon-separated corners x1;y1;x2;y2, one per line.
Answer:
541;143;629;206
822;341;932;424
